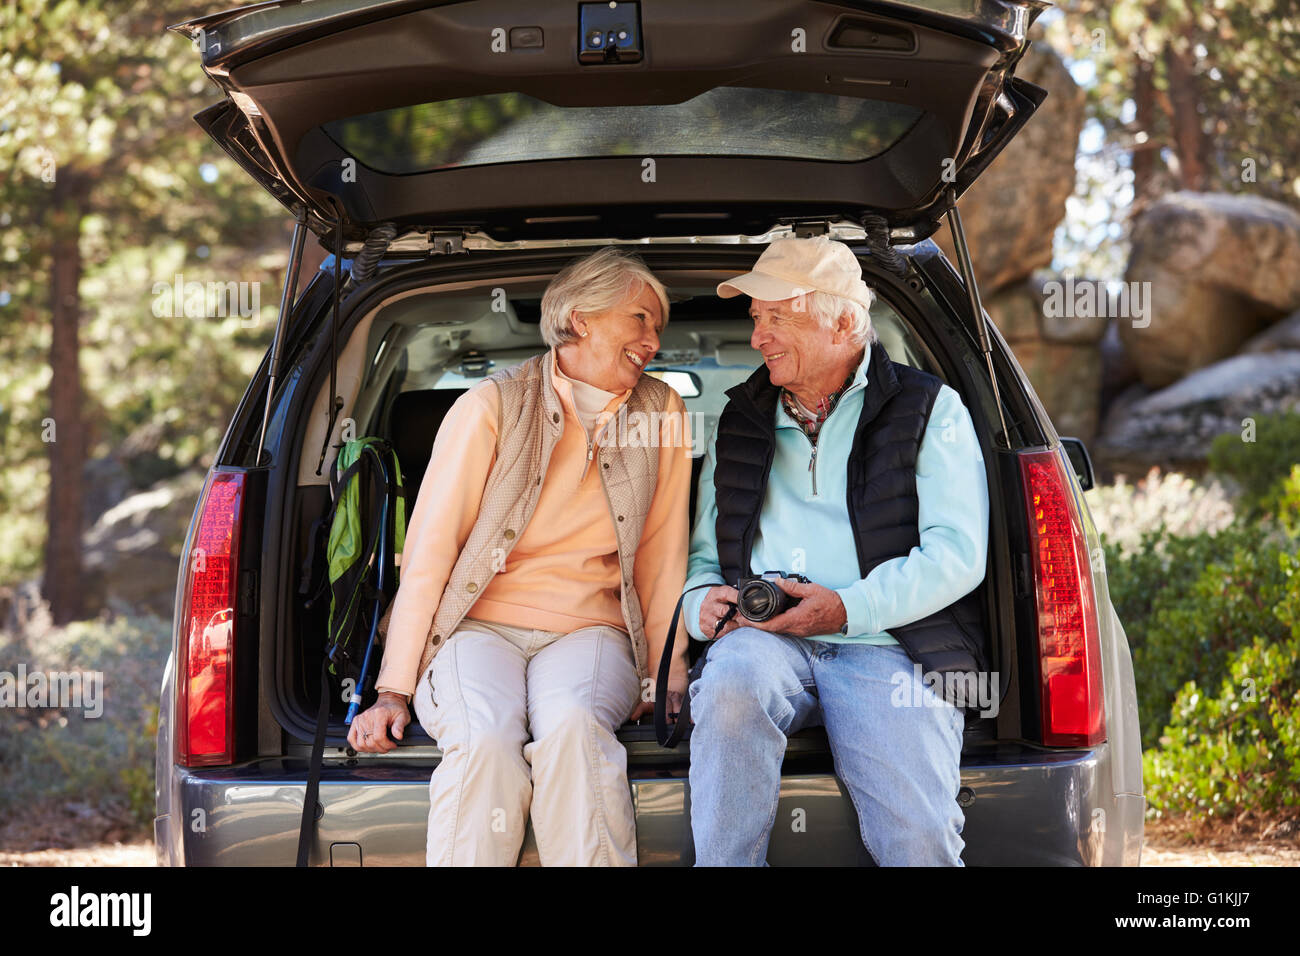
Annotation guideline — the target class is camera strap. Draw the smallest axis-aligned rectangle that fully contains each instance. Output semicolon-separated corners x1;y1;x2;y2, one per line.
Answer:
654;583;725;748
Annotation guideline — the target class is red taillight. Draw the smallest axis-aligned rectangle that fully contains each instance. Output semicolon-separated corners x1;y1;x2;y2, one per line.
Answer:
176;469;244;767
1019;449;1105;747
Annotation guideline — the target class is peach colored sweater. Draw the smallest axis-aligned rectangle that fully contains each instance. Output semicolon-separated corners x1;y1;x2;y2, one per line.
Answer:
374;350;692;699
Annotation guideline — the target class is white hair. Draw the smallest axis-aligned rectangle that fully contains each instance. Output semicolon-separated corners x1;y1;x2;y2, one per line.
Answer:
800;289;877;344
539;247;671;348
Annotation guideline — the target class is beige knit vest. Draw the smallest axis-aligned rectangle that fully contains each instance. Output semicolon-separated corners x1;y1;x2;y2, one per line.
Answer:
378;351;670;685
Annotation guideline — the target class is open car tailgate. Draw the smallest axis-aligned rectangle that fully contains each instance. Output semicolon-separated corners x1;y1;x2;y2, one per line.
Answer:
173;0;1051;243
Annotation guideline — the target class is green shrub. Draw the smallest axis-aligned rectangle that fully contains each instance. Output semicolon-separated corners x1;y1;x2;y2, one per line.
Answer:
1101;418;1300;766
1101;521;1255;657
1100;484;1299;751
1130;533;1296;750
1207;410;1300;518
0;611;171;833
1144;549;1300;817
1278;464;1300;538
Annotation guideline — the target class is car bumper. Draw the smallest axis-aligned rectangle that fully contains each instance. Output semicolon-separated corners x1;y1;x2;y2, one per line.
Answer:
156;741;1142;866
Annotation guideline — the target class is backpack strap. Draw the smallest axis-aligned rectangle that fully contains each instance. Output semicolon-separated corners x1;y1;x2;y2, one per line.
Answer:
298;513;332;610
296;656;331;867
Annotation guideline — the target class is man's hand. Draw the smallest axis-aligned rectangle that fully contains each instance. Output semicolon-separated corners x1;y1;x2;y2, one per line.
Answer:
347;691;411;752
698;585;743;640
741;577;848;638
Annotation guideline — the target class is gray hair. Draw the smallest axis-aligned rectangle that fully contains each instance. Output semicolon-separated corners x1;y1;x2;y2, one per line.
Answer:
802;289;877;344
540;247;671;348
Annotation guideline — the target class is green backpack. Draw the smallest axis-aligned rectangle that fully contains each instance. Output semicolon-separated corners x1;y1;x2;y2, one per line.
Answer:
297;435;406;866
324;436;406;669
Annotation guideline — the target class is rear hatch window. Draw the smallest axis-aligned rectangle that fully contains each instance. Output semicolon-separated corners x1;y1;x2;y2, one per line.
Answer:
322;87;924;175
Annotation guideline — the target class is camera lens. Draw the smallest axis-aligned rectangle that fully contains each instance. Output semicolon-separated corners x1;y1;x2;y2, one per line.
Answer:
738;580;781;621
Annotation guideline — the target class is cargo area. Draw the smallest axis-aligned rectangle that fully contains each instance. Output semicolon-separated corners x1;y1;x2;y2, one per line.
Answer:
265;254;1019;761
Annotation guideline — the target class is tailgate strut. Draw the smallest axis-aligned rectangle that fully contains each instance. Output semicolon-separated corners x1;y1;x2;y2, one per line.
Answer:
942;186;1011;450
256;207;309;464
314;207;347;477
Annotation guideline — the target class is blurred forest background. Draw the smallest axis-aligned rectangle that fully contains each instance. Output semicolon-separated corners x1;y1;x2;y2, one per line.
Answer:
1;0;1298;855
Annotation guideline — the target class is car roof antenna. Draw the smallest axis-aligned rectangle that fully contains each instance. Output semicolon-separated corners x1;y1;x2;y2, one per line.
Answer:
942;186;1011;450
315;201;348;477
256;206;309;467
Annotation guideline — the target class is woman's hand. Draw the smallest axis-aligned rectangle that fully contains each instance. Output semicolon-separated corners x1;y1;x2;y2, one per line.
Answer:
630;582;744;725
698;585;742;640
347;692;411;752
631;636;690;723
628;669;689;723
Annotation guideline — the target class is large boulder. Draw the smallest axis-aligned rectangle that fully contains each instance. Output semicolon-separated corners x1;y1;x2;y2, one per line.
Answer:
1093;350;1300;475
933;41;1085;295
82;456;132;529
1119;192;1300;388
1241;309;1300;354
986;275;1108;442
1099;317;1140;413
80;469;208;619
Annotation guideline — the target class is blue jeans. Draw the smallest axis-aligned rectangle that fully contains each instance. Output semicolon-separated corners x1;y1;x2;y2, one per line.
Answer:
687;627;967;866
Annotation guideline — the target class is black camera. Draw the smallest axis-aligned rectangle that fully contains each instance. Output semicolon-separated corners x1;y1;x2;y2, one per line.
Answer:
736;571;810;622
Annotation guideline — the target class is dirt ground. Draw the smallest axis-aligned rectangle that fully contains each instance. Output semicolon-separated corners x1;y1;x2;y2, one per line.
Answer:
3;815;1298;867
1139;813;1300;866
0;803;156;867
0;841;156;867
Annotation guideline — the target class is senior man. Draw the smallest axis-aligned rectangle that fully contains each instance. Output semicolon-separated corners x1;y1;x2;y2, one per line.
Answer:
681;235;990;866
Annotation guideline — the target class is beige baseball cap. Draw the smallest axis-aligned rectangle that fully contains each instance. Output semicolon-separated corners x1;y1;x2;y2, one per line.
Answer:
716;236;874;309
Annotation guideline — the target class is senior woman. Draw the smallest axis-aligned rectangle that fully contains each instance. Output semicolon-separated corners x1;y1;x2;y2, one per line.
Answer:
349;246;692;867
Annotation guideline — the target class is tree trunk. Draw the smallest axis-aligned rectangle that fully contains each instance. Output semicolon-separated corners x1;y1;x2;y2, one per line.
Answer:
1163;38;1209;191
44;176;88;625
1131;56;1158;204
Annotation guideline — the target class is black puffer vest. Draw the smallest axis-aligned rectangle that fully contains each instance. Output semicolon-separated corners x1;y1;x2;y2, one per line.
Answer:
713;339;988;690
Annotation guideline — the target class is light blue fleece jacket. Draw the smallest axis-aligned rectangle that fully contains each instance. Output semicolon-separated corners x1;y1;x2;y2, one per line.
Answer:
682;342;989;644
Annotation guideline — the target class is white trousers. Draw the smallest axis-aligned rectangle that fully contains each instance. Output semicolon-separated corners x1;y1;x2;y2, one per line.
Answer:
412;618;642;866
